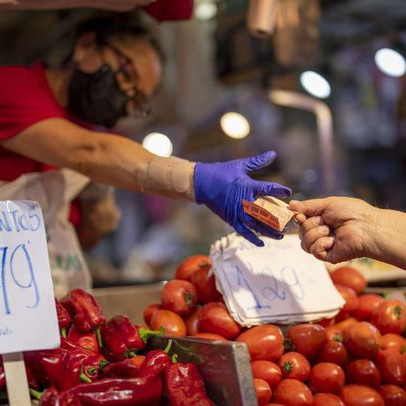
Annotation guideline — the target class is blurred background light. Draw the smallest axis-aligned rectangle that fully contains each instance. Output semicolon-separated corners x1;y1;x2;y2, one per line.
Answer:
220;112;250;139
300;71;331;99
374;48;406;77
195;1;217;21
142;132;173;157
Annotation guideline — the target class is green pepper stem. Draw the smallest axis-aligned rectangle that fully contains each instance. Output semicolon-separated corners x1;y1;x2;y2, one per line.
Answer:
29;389;43;400
60;327;67;338
79;373;92;383
96;327;102;349
164;339;173;354
171;353;179;363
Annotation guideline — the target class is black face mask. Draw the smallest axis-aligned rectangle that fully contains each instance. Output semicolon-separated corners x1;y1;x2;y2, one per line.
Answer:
67;64;128;128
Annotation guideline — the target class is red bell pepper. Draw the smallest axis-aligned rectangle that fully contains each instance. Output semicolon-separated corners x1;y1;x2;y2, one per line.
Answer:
165;362;214;406
101;356;146;378
67;325;99;353
55;299;71;338
40;386;81;406
102;315;162;361
60;289;105;346
0;359;5;389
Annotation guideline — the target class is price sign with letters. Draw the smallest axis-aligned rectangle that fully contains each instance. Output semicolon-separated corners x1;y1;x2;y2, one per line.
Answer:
0;200;60;353
210;233;345;326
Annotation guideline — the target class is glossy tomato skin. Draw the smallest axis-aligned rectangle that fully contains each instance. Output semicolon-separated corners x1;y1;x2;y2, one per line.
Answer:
371;300;406;335
236;325;284;362
374;350;406;386
253;378;272;406
309;362;345;394
317;340;348;367
143;303;162;326
150;309;186;337
192;332;227;341
287;324;327;360
250;360;282;388
347;359;381;388
379;384;406;406
353;294;384;321
278;352;310;382
340;385;384;406
335;284;359;321
161;279;198;316
330;266;366;294
273;379;313;406
198;302;242;339
333;317;358;334
325;326;345;343
313;393;345;406
189;267;222;304
380;333;406;354
184;306;201;335
344;321;381;358
175;255;211;280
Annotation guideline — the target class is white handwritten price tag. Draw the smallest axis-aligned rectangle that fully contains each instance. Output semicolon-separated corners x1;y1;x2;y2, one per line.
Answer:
0;201;60;353
210;233;345;326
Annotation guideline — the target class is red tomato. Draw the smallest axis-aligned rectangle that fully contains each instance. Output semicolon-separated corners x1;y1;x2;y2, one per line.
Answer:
143;303;162;327
344;321;381;358
318;317;336;328
335;284;359;321
198;302;242;339
371;300;406;335
380;334;406;354
236;325;284;362
278;352;310;382
330;266;366;294
353;294;384;321
192;332;227;341
347;359;381;388
287;324;327;360
379;384;406;406
254;378;272;406
175;255;211;280
150;309;186;337
67;326;98;352
274;379;313;406
325;326;344;343
250;360;282;388
340;385;384;406
184;307;201;336
374;350;406;386
309;362;345;394
333;317;358;334
313;393;345;406
189;267;222;304
161;279;198;316
317;340;348;367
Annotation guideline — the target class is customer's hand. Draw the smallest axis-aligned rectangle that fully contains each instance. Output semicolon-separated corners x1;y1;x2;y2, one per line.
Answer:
194;151;291;246
289;197;378;263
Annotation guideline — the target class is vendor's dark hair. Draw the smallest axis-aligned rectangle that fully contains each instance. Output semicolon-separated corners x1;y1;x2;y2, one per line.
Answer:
74;13;164;61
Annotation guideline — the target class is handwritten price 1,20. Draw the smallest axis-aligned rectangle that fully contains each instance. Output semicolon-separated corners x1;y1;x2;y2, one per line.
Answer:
0;242;39;315
235;263;305;310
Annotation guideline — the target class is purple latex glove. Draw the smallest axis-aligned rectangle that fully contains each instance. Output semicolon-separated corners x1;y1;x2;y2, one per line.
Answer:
194;151;292;246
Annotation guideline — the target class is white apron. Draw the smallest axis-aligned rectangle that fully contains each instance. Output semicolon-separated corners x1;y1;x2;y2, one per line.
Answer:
0;168;91;297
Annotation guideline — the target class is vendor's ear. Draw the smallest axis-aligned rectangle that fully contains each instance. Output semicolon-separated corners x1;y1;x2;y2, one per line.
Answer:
72;32;103;72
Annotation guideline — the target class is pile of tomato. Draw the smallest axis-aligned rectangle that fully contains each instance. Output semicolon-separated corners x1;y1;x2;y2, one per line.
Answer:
143;255;406;406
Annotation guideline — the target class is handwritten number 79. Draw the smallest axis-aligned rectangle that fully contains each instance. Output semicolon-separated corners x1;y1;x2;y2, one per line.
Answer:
0;243;40;315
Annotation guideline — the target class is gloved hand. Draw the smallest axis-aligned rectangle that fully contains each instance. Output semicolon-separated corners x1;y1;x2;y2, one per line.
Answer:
194;151;291;246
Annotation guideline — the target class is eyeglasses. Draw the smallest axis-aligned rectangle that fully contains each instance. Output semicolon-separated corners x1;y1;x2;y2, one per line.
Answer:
103;42;151;117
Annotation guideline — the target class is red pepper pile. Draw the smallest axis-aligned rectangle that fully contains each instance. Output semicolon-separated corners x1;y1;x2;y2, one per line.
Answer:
20;288;214;406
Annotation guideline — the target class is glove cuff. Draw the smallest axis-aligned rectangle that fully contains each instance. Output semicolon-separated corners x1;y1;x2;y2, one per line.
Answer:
138;156;196;201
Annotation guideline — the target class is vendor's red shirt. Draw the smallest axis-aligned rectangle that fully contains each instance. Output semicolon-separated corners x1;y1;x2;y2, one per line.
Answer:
0;63;80;224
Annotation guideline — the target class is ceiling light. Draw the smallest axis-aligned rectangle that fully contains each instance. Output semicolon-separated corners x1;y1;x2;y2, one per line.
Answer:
374;48;406;78
300;71;331;99
195;1;217;21
142;132;173;157
220;112;250;139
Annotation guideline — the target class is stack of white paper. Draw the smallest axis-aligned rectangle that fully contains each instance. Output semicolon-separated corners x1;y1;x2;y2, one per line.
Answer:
210;233;345;327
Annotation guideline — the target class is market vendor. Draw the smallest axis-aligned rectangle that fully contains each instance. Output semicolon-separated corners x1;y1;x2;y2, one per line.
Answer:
0;14;291;295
